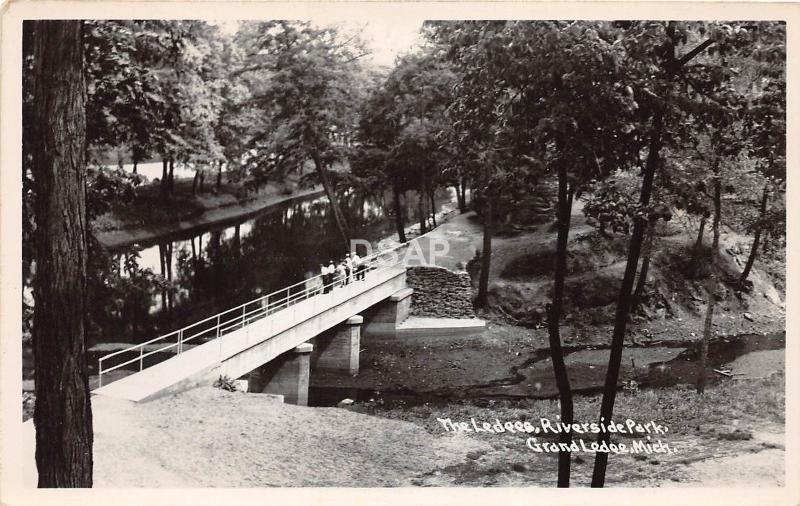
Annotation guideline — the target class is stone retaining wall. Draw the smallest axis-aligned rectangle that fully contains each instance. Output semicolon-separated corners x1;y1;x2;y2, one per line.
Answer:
406;266;475;318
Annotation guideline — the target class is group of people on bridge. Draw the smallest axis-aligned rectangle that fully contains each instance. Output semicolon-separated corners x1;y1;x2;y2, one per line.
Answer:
319;252;366;294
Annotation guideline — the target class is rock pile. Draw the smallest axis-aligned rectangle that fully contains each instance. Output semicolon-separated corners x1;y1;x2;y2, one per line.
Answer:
406;266;475;318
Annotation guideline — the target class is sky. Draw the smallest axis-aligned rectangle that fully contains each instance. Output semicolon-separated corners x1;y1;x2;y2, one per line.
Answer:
352;17;427;67
218;17;427;68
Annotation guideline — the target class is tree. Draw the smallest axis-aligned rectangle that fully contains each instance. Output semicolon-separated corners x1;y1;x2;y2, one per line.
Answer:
660;22;784;394
431;20;640;486
582;171;673;313
234;21;369;250
430;21;512;309
738;32;786;286
588;21;693;487
502;22;639;487
171;21;227;190
29;20;93;487
214;33;251;190
351;82;412;243
83;21;169;175
87;20;227;199
590;20;774;486
353;49;456;247
388;52;456;232
688;132;747;395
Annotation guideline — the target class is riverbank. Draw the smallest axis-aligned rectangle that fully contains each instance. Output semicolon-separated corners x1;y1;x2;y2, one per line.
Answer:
94;179;325;251
312;320;785;402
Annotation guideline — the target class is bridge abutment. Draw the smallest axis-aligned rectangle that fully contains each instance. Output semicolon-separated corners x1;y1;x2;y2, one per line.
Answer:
311;315;362;375
362;288;413;334
248;343;313;406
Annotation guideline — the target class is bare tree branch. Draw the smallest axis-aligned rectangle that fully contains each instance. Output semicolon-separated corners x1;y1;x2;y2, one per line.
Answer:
678;38;716;67
230;62;275;78
342;51;371;64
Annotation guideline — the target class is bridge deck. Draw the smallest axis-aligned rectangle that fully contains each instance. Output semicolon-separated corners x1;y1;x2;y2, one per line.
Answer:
93;265;406;402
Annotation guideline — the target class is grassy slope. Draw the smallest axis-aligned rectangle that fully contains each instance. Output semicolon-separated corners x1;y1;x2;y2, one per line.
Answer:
365;371;785;487
479;199;785;345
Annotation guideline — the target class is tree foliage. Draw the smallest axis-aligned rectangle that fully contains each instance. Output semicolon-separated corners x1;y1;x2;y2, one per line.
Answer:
232;21;370;247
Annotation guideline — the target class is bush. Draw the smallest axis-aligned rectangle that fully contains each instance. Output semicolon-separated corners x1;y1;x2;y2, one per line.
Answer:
280;182;296;196
214;375;238;392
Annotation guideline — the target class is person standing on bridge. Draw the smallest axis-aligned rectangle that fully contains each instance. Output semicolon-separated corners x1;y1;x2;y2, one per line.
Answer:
353;252;365;281
328;260;336;291
344;253;353;285
320;263;331;294
326;260;337;292
336;260;347;288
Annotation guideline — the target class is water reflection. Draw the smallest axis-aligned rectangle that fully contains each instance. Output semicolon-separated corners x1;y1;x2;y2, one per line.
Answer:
97;188;452;346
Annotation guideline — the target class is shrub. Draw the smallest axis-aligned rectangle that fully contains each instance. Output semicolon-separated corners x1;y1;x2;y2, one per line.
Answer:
214;375;238;392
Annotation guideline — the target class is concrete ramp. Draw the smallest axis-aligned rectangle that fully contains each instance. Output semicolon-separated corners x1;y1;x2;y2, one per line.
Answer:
93;266;407;402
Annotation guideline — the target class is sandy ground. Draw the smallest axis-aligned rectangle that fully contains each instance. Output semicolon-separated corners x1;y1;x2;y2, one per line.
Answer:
627;427;785;487
680;449;784;486
724;349;785;380
23;384;782;488
21;387;490;487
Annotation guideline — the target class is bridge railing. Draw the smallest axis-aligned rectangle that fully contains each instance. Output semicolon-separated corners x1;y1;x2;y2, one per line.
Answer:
97;249;405;388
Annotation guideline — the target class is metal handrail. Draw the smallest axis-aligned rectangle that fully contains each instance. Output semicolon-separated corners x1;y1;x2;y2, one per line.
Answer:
97;251;403;387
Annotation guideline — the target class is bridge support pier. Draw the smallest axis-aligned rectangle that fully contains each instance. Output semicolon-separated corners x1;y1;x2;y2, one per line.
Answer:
312;315;362;375
249;343;313;406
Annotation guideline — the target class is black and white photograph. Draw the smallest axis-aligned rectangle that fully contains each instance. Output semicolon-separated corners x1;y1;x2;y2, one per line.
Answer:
1;1;797;503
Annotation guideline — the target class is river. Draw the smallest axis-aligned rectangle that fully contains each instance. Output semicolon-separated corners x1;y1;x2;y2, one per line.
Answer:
86;187;455;350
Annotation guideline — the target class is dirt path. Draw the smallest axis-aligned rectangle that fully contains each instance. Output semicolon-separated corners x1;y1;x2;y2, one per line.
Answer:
401;211;484;270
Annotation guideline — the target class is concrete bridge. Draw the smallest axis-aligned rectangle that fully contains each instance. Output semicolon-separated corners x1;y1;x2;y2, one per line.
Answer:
93;255;414;403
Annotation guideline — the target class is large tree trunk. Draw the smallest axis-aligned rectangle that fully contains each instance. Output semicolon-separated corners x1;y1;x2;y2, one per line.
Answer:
392;177;407;243
688;216;707;277
210;231;223;294
190;236;197;263
30;19;93;487
234;224;241;255
160;158;169;200
418;172;428;235
591;107;664;487
159;243;168;313
429;187;437;228
312;153;350;251
548;161;575;487
738;184;769;287
191;169;200;196
476;196;493;307
167;158;175;194
454;184;466;213
165;242;173;314
456;172;468;213
697;168;722;394
631;222;654;310
216;160;223;190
